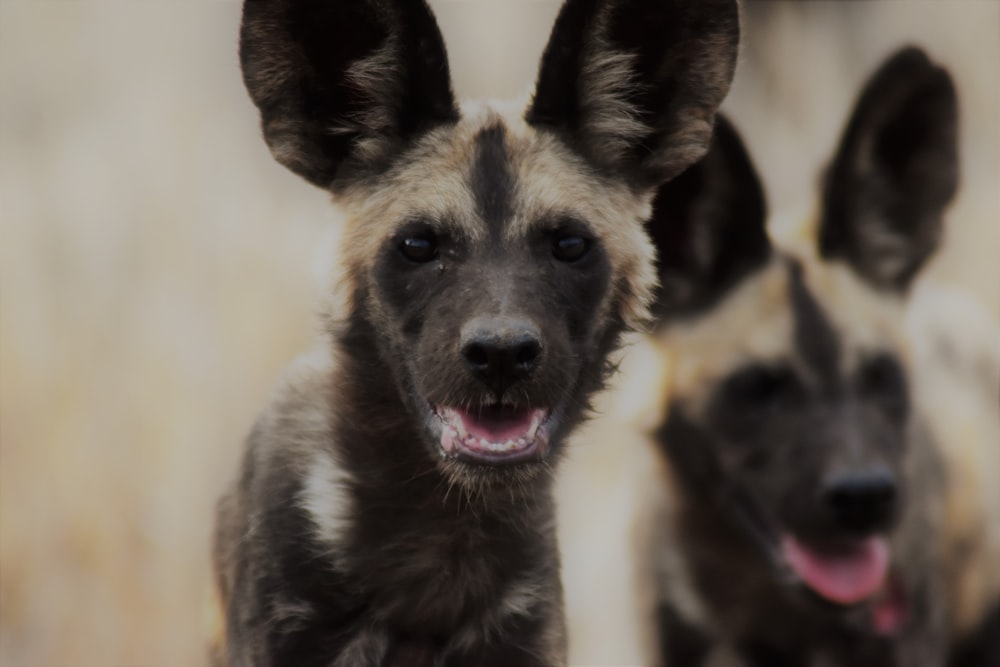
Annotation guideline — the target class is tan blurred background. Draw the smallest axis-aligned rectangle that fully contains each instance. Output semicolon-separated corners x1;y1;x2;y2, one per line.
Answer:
1;1;996;665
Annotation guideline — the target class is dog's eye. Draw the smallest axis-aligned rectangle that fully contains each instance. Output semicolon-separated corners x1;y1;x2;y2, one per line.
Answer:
552;234;591;262
722;365;797;412
858;354;906;403
399;235;438;263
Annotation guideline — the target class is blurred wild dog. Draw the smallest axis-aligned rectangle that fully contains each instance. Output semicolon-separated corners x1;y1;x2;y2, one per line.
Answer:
618;47;1000;666
212;0;740;665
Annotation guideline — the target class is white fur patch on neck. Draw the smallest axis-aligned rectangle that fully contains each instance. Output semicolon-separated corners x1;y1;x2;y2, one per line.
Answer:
279;346;354;552
299;448;354;553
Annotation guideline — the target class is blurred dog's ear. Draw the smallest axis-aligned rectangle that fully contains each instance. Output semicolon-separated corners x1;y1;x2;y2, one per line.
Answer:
647;116;771;320
526;0;740;190
239;0;458;189
819;46;958;292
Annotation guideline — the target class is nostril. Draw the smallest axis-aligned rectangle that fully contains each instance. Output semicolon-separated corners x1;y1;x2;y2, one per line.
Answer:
514;339;542;371
463;342;490;371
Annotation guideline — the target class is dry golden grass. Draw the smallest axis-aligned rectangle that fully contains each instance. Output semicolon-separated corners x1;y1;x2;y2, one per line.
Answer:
1;2;996;665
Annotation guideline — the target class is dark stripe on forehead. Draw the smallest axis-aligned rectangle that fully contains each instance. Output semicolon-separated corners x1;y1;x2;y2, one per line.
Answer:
788;260;841;384
470;124;514;234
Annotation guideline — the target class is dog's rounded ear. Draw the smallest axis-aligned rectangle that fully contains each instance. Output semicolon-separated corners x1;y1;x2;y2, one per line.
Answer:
239;0;459;190
819;47;958;293
526;0;740;190
646;115;770;321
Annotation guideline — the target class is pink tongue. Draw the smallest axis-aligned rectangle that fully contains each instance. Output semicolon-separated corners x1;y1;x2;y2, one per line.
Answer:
781;535;890;605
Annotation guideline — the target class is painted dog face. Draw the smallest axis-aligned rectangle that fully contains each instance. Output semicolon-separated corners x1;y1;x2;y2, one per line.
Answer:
238;0;740;489
649;47;957;619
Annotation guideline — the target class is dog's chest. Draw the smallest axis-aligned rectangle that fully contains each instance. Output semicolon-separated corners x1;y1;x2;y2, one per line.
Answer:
343;506;546;641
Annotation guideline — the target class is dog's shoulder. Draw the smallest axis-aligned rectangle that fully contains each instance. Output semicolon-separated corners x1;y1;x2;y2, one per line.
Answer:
217;342;350;560
213;344;370;663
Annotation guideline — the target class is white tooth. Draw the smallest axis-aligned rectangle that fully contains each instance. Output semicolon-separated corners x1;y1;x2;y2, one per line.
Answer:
528;412;542;439
480;438;490;449
517;437;528;447
454;414;467;438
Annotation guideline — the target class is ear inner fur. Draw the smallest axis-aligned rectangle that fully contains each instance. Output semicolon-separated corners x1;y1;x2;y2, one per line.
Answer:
239;0;459;188
526;0;741;188
819;46;958;292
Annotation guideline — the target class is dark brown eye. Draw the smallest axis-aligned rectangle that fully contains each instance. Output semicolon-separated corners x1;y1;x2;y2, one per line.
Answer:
399;235;438;263
858;354;906;402
552;234;590;262
722;365;798;412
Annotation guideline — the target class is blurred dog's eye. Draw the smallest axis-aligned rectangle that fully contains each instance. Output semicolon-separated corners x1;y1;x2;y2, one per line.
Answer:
858;354;906;402
722;365;798;411
552;234;591;262
400;235;438;263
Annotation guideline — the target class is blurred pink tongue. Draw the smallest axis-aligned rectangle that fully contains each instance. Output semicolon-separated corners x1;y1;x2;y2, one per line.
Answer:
781;535;890;605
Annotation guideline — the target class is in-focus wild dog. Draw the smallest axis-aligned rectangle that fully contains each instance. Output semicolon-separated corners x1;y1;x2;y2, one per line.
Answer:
625;47;1000;666
212;0;740;665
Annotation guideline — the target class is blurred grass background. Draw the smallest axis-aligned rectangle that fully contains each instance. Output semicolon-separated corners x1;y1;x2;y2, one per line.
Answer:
0;1;996;665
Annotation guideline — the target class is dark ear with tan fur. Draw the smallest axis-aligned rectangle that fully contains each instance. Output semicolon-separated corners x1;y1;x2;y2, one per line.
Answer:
526;0;740;189
647;115;770;320
240;0;458;189
819;47;958;292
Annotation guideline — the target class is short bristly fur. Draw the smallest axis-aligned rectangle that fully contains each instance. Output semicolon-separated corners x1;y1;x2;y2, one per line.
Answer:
212;1;739;665
564;47;997;666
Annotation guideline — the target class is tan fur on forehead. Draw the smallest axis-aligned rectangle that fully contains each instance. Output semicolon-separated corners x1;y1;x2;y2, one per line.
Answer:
662;257;794;407
328;104;658;329
797;251;912;364
337;120;485;251
660;247;913;409
504;120;657;330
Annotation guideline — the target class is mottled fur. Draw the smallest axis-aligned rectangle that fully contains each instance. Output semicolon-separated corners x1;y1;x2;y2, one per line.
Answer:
213;0;739;665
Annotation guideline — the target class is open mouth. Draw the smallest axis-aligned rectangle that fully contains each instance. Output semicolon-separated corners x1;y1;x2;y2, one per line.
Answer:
780;533;906;635
781;534;890;605
435;405;550;464
727;494;906;634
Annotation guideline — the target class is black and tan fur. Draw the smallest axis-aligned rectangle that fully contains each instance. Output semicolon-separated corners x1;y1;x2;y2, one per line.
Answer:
212;1;740;665
605;47;999;666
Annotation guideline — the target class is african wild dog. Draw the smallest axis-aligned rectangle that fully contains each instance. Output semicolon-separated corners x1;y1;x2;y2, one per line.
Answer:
212;0;740;665
602;47;999;666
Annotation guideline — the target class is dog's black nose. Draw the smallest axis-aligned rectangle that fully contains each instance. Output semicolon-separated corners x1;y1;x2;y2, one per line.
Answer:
461;317;542;395
822;468;897;534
